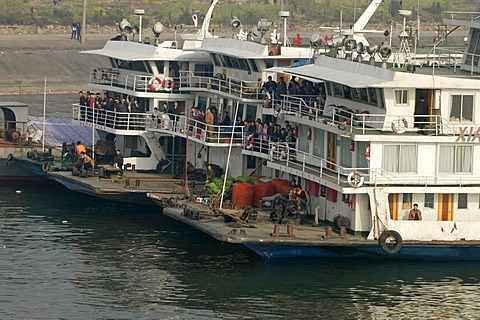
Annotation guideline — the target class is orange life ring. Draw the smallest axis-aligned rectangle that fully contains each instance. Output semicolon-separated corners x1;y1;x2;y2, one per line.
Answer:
148;77;162;91
391;117;408;134
245;134;254;150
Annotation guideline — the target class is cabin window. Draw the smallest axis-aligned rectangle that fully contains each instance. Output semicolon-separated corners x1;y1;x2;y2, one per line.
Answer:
247;59;259;72
325;82;333;97
458;193;468;209
368;88;378;106
197;96;208;113
382;145;417;173
439;145;472;173
132;61;148;73
154;61;165;74
450;94;473;122
464;29;480;67
313;129;324;157
377;89;385;108
211;54;222;67
245;105;256;122
194;64;214;77
265;59;274;69
402;193;412;209
109;57;118;68
333;83;344;97
394;89;408;105
424;194;434;209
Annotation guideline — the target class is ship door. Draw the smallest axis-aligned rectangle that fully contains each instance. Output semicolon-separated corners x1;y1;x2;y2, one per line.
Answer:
437;194;454;221
326;132;337;170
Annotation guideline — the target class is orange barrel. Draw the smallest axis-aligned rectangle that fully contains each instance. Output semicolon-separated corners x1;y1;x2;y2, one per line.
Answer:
271;179;289;193
277;184;292;195
253;181;275;207
232;182;254;208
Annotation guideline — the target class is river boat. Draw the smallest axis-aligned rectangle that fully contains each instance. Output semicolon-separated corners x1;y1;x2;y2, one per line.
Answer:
151;14;480;260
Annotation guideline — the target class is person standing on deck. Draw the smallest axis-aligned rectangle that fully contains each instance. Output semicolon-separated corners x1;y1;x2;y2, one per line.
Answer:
205;107;215;138
277;76;287;95
75;141;86;155
414;96;428;130
408;203;423;220
114;149;124;175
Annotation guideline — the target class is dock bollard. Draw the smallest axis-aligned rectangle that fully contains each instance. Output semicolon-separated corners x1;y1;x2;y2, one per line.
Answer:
325;226;332;237
273;224;280;236
287;224;294;235
339;226;346;236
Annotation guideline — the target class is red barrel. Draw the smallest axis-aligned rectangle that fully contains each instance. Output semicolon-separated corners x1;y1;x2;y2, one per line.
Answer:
232;182;254;208
271;179;289;193
253;181;275;207
277;184;292;195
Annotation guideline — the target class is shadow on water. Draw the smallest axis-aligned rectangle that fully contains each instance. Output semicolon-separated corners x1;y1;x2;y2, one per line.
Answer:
1;184;480;319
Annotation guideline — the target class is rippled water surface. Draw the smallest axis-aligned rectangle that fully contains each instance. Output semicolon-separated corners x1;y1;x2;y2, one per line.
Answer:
1;184;480;319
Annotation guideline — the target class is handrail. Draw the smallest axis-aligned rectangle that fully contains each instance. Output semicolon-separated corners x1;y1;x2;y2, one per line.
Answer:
179;70;263;99
72;104;149;130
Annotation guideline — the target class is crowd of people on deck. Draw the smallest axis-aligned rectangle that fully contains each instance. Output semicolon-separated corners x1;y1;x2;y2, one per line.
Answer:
262;75;326;110
78;90;297;149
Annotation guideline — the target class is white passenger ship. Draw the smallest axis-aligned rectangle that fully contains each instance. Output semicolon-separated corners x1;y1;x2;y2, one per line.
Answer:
67;0;480;258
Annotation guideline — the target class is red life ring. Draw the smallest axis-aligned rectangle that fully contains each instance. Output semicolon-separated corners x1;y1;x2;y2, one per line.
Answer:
148;77;162;91
245;134;254;150
366;145;370;161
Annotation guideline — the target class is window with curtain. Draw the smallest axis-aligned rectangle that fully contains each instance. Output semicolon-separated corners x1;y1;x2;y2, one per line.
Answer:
439;145;472;173
402;193;412;209
356;141;369;169
450;94;473;122
458;193;468;209
340;137;352;168
312;129;324;157
297;126;309;153
394;89;408;105
382;145;417;172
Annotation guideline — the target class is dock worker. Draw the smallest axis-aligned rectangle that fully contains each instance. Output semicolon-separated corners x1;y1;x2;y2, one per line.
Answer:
113;149;124;175
75;141;86;155
408;203;423;220
291;185;309;212
205;163;223;184
77;151;94;171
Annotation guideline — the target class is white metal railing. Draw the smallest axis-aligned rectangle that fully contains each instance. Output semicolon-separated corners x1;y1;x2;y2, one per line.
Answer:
72;104;149;130
149;113;245;145
72;104;245;146
266;94;467;136
88;68;181;93
179;71;263;99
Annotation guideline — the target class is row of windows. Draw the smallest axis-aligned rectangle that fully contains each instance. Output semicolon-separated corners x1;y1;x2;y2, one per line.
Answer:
382;144;473;174
325;82;385;108
211;53;259;72
402;193;470;210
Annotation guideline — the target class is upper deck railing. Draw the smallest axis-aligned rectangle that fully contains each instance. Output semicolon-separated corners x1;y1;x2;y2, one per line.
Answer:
178;71;263;100
268;94;464;136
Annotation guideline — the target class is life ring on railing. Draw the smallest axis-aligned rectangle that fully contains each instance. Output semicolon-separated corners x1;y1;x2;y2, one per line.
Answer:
245;134;254;150
378;230;403;254
347;170;364;188
148;77;163;91
263;91;272;108
163;78;176;91
365;145;370;161
391;117;408;134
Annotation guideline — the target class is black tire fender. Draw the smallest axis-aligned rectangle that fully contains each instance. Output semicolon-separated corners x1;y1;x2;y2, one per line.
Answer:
6;153;14;162
379;230;403;254
42;163;51;172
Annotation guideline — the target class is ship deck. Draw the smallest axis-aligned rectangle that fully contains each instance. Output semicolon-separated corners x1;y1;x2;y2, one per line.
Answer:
48;170;188;205
154;197;374;247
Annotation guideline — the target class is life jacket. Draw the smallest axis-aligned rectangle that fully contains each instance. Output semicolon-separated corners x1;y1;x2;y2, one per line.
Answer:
295;188;308;202
76;144;86;155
